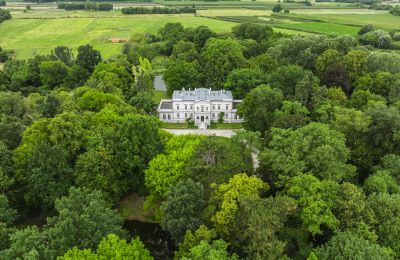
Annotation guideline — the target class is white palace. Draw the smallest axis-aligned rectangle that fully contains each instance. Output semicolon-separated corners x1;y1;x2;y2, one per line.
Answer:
157;88;243;128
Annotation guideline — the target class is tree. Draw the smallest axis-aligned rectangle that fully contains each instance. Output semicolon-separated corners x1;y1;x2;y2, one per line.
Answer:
176;225;217;259
200;38;246;89
129;91;157;115
285;174;340;236
232;23;272;42
163;60;200;96
64;64;90;89
76;44;102;72
249;53;278;73
193;25;216;48
76;113;163;201
237;85;283;135
259;123;356;184
158;22;185;42
366;193;400;257
359;30;392;49
354;71;400;103
88;62;134;96
161;179;206;242
272;100;310;129
315;49;342;78
272;3;283;13
206;174;268;238
364;170;400;194
20;142;74;208
268;65;321;107
186;136;253;194
342;50;368;81
224;68;266;99
182;239;236;260
314;232;394;260
1;188;126;259
233;196;296;259
144;135;204;213
59;234;152;260
358;24;375;35
39;60;69;89
0;142;14;193
53;46;73;65
171;41;198;62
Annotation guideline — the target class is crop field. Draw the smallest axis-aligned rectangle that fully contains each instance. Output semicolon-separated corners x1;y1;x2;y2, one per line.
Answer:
278;13;400;31
274;21;361;35
0;15;237;59
1;0;399;60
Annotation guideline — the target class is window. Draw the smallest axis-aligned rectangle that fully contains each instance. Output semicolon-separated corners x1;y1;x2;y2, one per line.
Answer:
190;105;193;110
177;113;180;118
197;107;199;112
185;113;187;118
225;105;229;110
212;105;215;110
168;114;171;120
196;116;199;119
177;105;180;110
185;105;187;110
225;113;228;118
206;116;209;120
201;107;204;112
234;114;237;119
163;114;166;119
218;105;220;110
190;113;193;117
212;113;215;118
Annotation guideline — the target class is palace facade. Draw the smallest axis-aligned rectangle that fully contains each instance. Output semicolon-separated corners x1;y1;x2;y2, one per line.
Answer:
157;88;242;128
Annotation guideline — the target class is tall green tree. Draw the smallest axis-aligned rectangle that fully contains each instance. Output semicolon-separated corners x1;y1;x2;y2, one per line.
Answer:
200;38;246;88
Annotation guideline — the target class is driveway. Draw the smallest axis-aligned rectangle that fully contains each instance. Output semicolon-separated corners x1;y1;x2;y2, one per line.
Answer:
163;129;236;138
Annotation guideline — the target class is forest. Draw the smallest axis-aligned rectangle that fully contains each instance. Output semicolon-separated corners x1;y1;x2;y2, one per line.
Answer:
0;22;400;259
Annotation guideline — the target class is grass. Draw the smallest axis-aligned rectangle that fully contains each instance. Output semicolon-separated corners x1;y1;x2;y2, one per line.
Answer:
209;123;243;129
152;90;168;104
117;192;156;222
161;122;191;129
274;21;360;35
0;15;237;59
278;13;400;31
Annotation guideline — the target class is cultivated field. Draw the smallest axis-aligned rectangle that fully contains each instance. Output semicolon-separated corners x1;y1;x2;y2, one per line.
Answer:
1;0;399;59
0;15;237;59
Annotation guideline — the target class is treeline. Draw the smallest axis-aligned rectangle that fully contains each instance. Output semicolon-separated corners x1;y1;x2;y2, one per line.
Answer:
1;21;400;260
57;2;113;11
121;6;195;15
0;9;11;23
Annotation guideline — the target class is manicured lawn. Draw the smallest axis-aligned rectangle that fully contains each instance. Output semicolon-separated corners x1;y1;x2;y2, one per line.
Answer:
209;123;243;129
161;122;191;129
274;21;360;35
0;15;237;59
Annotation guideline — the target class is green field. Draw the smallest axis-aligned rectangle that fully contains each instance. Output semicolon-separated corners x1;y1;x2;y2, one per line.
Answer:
277;13;400;31
274;21;361;35
0;15;237;59
1;1;399;60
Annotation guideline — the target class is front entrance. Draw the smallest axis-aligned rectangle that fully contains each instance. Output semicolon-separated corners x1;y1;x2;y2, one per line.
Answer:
201;116;204;122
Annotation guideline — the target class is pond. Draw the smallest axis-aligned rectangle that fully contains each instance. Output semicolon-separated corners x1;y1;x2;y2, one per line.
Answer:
123;220;176;259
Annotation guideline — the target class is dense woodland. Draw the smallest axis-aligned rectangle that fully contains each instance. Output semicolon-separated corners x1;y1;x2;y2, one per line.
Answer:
0;22;400;259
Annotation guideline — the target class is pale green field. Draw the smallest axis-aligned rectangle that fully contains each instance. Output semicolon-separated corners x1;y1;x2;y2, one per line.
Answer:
198;8;271;16
281;13;400;30
0;15;237;59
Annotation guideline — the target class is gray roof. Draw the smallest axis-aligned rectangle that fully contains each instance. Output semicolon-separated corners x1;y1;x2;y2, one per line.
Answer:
172;88;232;101
160;101;172;109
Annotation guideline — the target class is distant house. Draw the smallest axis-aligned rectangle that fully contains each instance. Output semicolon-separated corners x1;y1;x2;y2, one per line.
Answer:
109;38;127;43
158;88;242;128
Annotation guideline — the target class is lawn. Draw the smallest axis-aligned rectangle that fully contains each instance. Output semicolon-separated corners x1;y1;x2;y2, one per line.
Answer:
0;15;237;59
